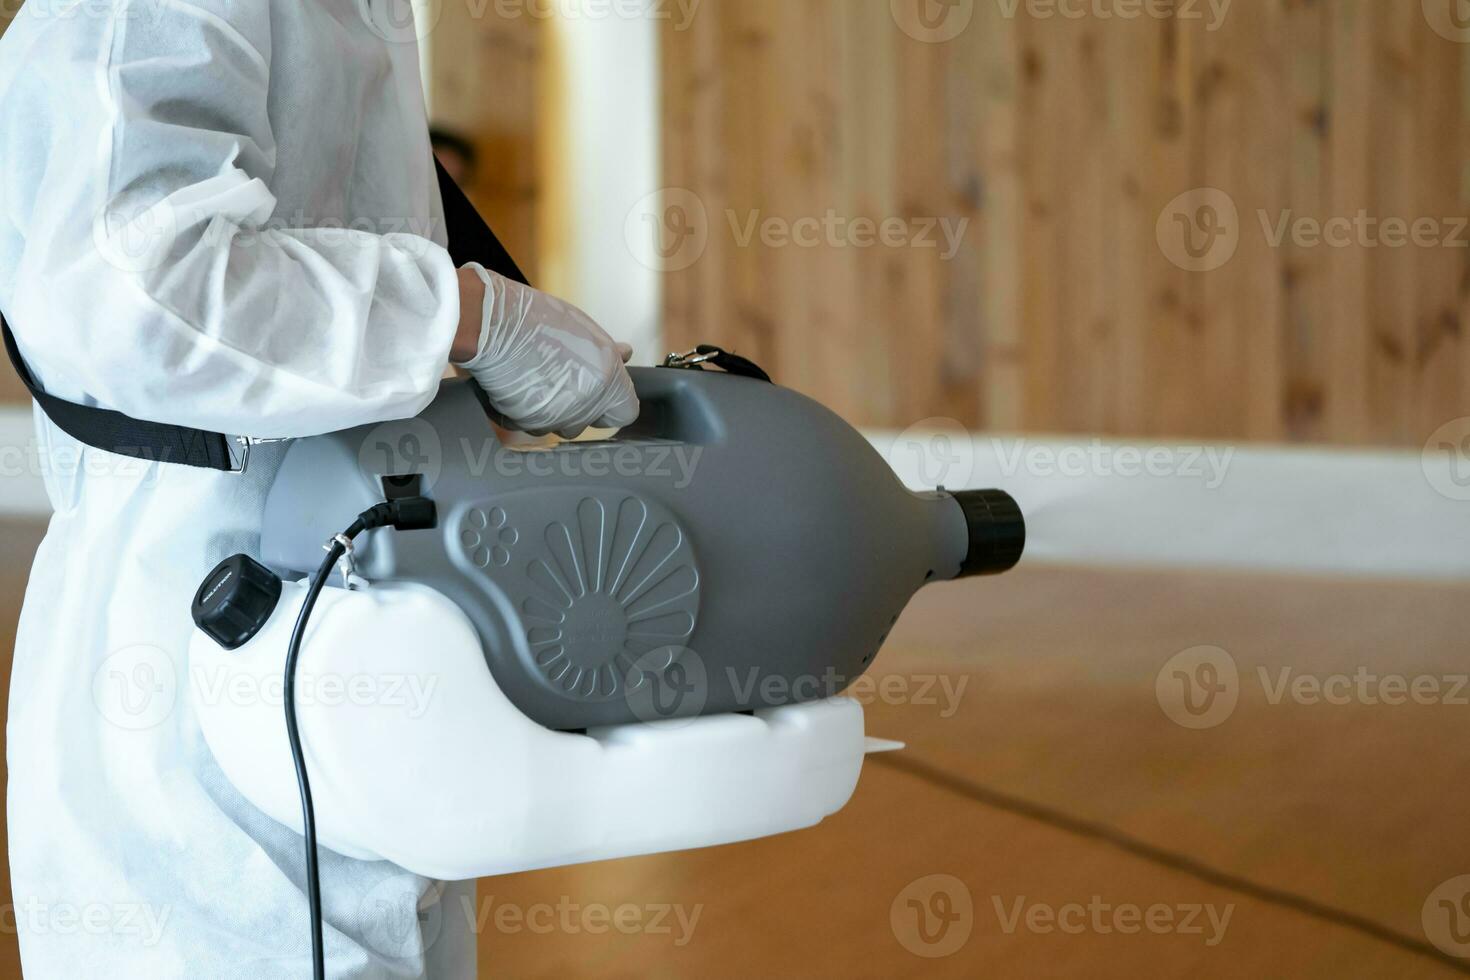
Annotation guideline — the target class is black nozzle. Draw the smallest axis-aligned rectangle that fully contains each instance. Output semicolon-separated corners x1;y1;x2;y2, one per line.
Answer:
953;490;1025;578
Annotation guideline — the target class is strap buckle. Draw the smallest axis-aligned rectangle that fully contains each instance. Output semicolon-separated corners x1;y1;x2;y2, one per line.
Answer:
661;344;773;384
663;348;722;369
227;436;287;475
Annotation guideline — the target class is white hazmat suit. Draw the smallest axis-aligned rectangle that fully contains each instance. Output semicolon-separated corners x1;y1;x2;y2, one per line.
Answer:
0;0;635;975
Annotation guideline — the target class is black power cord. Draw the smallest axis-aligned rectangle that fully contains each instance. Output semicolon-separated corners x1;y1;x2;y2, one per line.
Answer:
285;499;437;980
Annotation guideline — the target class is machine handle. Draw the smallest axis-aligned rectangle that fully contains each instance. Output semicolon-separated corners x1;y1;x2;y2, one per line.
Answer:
464;369;725;446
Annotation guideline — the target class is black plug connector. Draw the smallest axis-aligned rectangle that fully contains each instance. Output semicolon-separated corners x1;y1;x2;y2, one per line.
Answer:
354;497;438;534
387;496;437;531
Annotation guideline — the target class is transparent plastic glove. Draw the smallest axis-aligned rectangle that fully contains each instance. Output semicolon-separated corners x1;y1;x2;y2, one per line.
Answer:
454;263;640;438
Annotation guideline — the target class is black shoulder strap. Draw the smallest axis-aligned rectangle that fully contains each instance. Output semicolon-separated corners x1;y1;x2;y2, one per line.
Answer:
1;321;239;469
434;157;528;286
0;156;525;471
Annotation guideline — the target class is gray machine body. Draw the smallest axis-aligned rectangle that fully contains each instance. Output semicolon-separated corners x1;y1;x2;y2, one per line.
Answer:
261;367;976;731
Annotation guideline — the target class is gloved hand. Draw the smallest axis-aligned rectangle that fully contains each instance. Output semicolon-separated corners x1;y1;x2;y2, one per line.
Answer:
453;262;640;438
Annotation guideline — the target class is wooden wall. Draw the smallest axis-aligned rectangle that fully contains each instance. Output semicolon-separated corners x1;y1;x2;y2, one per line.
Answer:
6;2;1466;446
427;3;543;282
662;0;1470;445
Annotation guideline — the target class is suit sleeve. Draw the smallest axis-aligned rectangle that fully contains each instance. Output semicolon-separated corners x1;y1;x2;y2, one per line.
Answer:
4;1;460;439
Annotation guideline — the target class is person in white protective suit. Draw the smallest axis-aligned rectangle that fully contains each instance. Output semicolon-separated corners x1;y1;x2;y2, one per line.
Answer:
0;1;638;976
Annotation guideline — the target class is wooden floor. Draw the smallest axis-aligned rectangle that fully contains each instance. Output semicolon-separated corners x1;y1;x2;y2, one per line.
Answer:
1;518;1467;978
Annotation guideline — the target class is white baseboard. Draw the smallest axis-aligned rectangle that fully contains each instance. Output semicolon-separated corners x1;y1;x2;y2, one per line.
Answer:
869;429;1470;582
2;407;1464;580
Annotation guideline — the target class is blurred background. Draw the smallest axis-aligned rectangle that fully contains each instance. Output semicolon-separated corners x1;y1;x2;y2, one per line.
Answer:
2;0;1470;977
